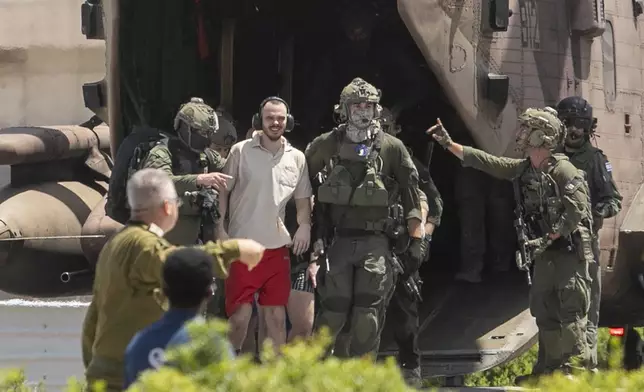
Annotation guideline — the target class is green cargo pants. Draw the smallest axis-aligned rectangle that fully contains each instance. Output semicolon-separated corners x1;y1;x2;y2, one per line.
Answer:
531;248;590;375
314;233;394;357
333;269;398;357
586;236;601;368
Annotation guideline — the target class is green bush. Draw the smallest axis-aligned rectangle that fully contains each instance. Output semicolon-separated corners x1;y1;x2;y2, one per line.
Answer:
0;369;35;391
456;327;630;388
127;319;416;392
1;324;643;391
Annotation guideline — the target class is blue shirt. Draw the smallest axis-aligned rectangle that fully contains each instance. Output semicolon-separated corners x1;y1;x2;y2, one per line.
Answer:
166;316;236;358
123;308;199;389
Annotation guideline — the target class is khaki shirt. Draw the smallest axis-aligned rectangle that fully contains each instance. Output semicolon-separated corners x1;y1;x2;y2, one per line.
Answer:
82;222;240;384
223;132;312;248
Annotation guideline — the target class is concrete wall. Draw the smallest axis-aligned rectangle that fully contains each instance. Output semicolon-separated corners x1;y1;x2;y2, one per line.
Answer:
0;0;106;129
0;298;89;391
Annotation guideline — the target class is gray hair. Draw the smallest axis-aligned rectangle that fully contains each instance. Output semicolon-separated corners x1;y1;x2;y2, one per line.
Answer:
126;168;178;211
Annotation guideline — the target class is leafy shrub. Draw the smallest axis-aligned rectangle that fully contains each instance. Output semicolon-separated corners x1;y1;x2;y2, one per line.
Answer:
0;369;34;391
127;319;416;392
456;327;630;387
1;325;643;391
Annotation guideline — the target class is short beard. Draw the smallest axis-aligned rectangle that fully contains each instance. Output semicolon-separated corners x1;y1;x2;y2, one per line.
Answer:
262;129;283;142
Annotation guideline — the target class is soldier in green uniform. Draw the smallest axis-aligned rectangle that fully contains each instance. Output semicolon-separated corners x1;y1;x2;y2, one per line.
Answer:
140;97;232;245
331;107;438;379
556;96;623;370
82;168;264;391
380;106;442;385
427;108;593;381
305;78;425;358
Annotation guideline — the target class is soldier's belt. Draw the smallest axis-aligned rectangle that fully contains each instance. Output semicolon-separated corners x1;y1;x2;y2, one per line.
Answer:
335;220;388;234
335;228;386;237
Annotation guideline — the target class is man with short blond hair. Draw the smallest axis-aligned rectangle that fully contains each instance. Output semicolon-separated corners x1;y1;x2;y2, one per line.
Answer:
218;97;313;353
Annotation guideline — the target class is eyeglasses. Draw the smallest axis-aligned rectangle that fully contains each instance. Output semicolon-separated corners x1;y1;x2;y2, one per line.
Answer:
561;117;591;129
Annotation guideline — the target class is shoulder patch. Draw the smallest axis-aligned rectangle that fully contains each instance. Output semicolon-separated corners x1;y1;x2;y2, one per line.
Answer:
605;161;612;172
563;176;584;195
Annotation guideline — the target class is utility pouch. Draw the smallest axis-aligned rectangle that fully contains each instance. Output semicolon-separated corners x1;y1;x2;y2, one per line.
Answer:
317;165;353;204
573;227;595;263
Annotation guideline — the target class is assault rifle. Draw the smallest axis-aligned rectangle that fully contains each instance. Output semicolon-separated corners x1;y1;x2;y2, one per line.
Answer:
390;253;423;303
512;179;533;286
389;203;424;302
185;188;220;226
312;170;332;273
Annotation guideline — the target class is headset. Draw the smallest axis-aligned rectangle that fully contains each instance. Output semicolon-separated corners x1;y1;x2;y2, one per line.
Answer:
251;96;295;132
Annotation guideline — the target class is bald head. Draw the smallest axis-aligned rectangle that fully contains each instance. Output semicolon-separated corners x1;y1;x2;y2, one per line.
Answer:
127;168;178;212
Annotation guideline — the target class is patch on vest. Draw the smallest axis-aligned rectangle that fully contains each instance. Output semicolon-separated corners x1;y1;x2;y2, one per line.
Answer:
564;177;583;195
605;162;612;172
355;144;370;157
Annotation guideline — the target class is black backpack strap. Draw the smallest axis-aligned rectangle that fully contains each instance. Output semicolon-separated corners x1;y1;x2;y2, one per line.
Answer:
330;126;345;167
367;129;383;173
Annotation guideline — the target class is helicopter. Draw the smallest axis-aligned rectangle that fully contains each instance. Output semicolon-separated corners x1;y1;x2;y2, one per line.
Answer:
0;0;643;381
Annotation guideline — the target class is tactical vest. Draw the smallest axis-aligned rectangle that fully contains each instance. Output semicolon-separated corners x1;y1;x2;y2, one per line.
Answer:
106;127;214;224
518;154;593;260
106;126;174;224
317;128;390;231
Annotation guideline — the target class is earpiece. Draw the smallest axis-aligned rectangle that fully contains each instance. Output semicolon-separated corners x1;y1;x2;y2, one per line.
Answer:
251;96;295;132
375;104;383;118
528;130;545;147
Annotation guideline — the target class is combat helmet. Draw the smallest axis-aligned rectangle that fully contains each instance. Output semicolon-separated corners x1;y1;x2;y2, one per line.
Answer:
380;107;401;136
334;77;382;121
555;96;596;148
173;97;219;152
515;107;565;152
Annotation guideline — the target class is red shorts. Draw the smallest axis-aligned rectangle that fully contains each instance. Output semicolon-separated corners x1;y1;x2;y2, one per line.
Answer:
225;246;291;316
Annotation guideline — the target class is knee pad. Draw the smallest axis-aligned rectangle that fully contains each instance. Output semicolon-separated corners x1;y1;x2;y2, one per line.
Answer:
348;306;381;355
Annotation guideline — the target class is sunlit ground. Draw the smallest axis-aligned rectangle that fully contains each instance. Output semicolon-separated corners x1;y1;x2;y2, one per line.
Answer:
423;327;637;388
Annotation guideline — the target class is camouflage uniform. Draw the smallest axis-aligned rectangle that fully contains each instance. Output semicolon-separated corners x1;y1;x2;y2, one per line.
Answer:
333;108;442;382
140;98;225;245
82;222;241;391
432;108;593;377
557;96;623;369
306;78;424;357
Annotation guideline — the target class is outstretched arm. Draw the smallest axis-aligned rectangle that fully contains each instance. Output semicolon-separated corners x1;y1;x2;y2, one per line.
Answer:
427;119;526;180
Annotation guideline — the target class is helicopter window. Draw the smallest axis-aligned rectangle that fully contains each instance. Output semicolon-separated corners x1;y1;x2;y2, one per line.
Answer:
601;20;616;104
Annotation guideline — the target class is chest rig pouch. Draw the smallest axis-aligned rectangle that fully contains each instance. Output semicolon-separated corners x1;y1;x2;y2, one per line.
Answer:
317;129;389;207
519;161;565;238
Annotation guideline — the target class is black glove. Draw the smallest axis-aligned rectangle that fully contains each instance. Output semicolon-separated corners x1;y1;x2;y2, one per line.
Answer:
405;237;428;276
422;235;432;263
